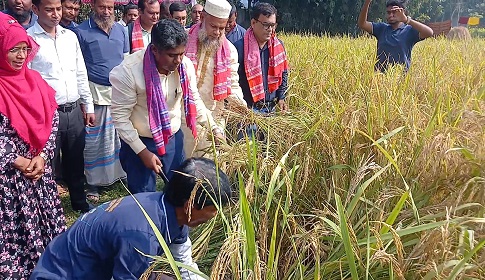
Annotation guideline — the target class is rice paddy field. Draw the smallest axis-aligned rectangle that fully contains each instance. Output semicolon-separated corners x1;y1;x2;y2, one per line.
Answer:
65;34;485;279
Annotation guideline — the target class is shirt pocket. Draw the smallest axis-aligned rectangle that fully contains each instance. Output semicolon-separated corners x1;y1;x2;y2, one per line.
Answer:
85;39;103;64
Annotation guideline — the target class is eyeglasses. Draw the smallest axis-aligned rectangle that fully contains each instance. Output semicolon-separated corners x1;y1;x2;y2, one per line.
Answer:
256;19;277;30
9;47;32;55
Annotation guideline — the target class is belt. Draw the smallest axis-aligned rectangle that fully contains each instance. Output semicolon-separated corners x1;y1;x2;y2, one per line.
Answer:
57;101;78;113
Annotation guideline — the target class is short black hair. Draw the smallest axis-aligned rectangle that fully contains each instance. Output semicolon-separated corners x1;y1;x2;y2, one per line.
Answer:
61;0;81;4
151;19;188;51
169;1;186;15
165;158;232;209
251;2;277;20
138;0;159;12
123;3;138;16
229;4;237;18
386;0;406;9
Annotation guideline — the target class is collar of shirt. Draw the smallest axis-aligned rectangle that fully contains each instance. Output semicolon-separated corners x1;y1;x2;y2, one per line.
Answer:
117;19;127;27
161;194;187;243
31;21;67;38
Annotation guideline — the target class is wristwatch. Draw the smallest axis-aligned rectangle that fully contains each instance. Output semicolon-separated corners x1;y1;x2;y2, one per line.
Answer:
39;152;48;161
406;16;412;24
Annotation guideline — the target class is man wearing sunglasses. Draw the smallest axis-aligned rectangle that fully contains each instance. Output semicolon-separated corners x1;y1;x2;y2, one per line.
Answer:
233;2;289;140
358;0;433;72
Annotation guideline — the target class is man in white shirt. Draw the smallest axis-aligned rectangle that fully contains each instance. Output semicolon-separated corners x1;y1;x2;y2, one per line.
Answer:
127;0;159;53
110;19;223;194
117;3;138;28
184;0;245;157
28;0;94;212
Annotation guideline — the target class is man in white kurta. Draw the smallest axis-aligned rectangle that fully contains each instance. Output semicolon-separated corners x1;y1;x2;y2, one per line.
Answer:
183;0;246;157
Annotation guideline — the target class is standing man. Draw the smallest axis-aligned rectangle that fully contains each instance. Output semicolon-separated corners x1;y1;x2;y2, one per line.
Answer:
187;3;202;28
76;0;128;202
127;0;160;53
59;0;80;30
117;3;138;29
2;0;38;29
225;3;245;45
357;0;433;72
169;1;187;27
31;158;233;280
233;2;288;138
184;0;245;157
110;19;223;194
28;0;94;212
160;0;171;19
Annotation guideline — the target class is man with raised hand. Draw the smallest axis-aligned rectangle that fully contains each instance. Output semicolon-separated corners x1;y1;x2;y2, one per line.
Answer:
110;19;223;194
31;157;232;280
28;0;94;212
357;0;433;72
183;0;245;157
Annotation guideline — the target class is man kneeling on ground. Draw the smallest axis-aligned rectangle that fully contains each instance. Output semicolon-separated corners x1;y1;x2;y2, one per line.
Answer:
31;157;233;280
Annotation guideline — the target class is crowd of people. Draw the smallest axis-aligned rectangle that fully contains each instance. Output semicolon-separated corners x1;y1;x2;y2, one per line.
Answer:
0;0;434;278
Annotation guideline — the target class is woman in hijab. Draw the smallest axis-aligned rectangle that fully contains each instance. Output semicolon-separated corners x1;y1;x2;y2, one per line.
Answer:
0;13;66;279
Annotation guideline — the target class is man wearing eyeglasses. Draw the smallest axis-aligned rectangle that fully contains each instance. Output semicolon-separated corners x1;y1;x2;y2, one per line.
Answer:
183;0;245;157
233;2;288;119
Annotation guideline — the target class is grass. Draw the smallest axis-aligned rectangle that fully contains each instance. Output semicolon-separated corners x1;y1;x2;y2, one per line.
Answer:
60;183;129;225
63;34;485;279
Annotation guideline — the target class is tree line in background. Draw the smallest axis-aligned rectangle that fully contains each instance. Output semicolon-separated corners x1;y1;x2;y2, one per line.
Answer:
0;0;483;35
229;0;485;35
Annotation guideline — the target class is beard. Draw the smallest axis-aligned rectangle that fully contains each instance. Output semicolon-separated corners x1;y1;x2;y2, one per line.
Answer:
198;26;225;54
6;8;30;23
93;12;115;31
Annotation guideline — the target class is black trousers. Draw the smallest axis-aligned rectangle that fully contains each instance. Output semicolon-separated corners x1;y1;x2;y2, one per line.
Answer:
53;101;88;211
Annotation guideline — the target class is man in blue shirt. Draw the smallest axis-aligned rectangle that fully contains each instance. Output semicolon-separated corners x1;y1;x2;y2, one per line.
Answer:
31;157;233;280
225;4;245;45
2;0;38;29
59;0;80;31
76;0;129;203
358;0;433;72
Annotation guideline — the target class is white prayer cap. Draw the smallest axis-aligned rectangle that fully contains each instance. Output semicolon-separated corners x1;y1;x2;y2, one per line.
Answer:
204;0;232;19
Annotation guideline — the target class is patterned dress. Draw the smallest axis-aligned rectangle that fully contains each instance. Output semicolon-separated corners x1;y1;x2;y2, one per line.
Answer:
0;112;66;280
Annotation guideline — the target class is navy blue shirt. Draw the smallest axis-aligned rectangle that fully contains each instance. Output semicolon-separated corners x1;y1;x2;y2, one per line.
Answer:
234;38;288;110
60;20;78;32
76;18;129;86
1;10;37;29
31;193;188;280
372;22;422;72
226;24;246;45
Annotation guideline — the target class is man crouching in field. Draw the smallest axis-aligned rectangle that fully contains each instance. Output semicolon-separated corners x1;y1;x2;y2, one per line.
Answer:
31;157;232;280
358;0;433;72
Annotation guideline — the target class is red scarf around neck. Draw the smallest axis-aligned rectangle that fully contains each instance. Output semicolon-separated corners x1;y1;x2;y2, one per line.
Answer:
243;28;288;102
